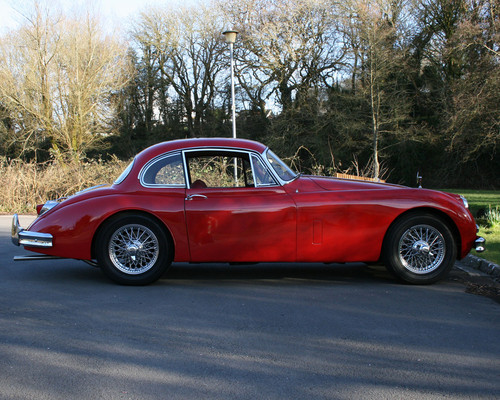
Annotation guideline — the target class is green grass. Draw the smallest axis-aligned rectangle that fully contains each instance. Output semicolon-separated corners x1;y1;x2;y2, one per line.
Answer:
444;189;500;265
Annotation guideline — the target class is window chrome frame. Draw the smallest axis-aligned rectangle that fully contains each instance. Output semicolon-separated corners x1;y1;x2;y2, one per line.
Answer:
138;146;295;190
263;148;299;185
182;147;279;189
250;153;278;187
139;151;186;188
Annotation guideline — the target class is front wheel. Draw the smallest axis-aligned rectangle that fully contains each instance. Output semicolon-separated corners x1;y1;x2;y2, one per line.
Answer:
383;213;457;284
96;214;173;285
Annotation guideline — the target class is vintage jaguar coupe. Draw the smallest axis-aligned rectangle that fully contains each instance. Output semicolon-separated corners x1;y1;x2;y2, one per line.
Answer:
12;138;484;285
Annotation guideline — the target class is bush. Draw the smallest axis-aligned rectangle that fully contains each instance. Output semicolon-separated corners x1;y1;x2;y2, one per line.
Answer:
478;206;500;229
0;157;129;214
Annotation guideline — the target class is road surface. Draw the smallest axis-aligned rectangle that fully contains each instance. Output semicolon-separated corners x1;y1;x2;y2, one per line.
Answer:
1;216;499;399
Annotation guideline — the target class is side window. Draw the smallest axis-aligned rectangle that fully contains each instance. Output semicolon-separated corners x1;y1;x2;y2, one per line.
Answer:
142;153;185;186
251;154;277;186
187;152;253;188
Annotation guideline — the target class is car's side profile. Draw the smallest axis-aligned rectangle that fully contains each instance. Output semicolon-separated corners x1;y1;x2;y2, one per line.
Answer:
12;138;485;285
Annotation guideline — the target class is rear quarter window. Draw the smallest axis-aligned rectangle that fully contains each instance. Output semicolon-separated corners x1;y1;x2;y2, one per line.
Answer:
141;153;185;187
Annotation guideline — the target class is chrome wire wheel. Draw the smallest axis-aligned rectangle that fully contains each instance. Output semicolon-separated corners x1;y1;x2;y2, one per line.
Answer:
108;224;159;275
398;224;446;274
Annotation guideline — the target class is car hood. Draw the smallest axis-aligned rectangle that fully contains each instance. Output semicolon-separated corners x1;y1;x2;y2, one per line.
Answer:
304;175;405;191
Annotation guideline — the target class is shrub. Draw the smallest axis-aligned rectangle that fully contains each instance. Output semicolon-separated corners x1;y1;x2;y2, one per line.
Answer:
0;157;129;214
484;206;500;229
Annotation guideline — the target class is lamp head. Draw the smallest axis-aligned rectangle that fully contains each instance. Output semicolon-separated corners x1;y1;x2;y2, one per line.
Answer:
222;30;239;44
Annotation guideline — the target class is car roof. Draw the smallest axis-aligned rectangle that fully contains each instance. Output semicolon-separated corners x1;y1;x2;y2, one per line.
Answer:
136;138;268;162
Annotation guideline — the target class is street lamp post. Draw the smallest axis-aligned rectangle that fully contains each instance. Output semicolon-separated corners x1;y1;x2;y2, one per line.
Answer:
222;30;238;139
222;30;239;184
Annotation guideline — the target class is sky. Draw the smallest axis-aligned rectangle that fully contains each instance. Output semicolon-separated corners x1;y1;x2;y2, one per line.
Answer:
0;0;200;34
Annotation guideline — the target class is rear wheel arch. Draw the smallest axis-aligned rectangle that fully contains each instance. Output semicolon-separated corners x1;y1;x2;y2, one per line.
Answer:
91;210;175;261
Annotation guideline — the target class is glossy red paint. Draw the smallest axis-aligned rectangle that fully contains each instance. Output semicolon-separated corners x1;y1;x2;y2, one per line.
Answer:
26;187;190;261
21;138;478;270
185;186;296;262
284;176;478;262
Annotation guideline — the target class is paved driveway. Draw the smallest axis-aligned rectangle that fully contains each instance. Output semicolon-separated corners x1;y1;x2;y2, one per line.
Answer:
1;216;499;399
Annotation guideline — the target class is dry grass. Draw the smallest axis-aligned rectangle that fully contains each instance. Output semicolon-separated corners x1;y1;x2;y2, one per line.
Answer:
0;157;129;214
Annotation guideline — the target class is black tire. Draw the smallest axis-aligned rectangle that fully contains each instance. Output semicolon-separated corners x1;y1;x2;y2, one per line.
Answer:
96;214;173;285
383;213;457;284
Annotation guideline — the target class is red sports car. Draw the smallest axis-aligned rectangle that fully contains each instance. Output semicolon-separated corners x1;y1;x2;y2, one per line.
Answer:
12;138;484;285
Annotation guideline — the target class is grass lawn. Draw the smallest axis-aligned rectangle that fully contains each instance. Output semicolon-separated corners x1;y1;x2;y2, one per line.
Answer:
444;189;500;265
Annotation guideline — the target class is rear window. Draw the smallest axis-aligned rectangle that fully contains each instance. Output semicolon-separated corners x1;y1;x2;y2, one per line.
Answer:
141;153;185;186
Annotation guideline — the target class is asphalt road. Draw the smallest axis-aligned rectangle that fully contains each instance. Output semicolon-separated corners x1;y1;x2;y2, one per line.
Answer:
1;215;499;400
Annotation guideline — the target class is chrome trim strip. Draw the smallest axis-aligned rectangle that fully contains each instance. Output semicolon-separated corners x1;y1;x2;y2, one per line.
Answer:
11;214;53;248
182;147;280;189
182;147;253;189
139;145;289;190
14;255;63;261
83;260;99;268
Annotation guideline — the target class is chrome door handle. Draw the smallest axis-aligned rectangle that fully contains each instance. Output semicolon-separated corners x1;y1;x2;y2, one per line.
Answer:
185;194;208;201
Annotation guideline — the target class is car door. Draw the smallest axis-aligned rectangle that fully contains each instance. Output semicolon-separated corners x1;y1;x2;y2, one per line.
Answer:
184;150;297;263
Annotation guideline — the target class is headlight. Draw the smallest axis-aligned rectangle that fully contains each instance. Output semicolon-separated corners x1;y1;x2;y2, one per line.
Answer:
460;195;469;209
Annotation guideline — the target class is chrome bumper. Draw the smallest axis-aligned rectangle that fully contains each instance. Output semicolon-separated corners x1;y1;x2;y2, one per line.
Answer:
11;214;53;248
475;237;485;253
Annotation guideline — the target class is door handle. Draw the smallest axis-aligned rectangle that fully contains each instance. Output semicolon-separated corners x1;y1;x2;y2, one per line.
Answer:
185;194;208;201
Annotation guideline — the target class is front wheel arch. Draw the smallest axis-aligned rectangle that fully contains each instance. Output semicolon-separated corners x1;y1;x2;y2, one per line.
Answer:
383;208;461;260
382;210;459;284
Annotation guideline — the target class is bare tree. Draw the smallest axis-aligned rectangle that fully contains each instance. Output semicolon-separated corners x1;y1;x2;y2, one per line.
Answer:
341;0;410;180
0;1;130;162
446;0;499;161
133;5;227;138
223;0;345;113
0;2;61;159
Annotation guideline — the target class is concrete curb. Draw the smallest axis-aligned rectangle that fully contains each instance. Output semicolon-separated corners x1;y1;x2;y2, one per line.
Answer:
459;254;500;280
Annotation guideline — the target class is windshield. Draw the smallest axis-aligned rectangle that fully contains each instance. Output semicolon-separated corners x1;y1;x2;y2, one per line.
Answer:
266;150;298;182
114;159;134;185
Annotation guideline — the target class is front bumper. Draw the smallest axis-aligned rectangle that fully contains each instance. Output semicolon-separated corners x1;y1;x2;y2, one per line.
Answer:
11;214;53;248
475;236;485;253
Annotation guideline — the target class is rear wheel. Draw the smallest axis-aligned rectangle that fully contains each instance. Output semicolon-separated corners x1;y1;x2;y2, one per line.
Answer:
96;214;173;285
383;213;457;284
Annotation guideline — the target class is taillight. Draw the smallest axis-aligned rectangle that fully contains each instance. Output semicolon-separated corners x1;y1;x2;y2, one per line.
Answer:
36;200;61;216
